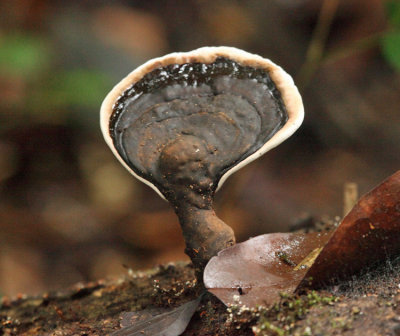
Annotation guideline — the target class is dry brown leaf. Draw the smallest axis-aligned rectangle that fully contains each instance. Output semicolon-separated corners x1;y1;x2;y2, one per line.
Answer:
204;231;332;307
205;170;400;307
297;170;400;289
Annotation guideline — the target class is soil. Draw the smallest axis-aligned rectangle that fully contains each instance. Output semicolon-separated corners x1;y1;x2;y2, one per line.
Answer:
1;259;400;336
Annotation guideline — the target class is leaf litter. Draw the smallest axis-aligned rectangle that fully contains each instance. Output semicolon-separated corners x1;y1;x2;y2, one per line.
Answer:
110;171;400;334
111;294;203;336
205;170;400;307
204;231;332;307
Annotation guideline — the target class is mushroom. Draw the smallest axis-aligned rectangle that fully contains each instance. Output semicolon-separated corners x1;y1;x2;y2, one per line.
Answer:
100;46;304;275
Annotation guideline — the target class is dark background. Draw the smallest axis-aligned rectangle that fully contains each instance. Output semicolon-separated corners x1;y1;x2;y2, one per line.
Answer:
0;0;398;296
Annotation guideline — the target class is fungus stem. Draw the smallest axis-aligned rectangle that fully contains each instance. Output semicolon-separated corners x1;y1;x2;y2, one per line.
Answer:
175;204;235;279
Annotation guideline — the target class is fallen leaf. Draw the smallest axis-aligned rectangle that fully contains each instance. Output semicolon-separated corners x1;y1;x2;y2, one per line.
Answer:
204;231;332;307
297;170;400;289
110;294;203;336
204;170;400;307
119;308;169;328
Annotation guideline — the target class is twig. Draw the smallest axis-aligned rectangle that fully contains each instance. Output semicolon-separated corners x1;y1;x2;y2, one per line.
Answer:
343;182;358;217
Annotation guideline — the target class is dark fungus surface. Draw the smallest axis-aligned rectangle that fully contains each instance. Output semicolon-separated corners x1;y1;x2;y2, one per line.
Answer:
101;49;299;275
109;57;288;201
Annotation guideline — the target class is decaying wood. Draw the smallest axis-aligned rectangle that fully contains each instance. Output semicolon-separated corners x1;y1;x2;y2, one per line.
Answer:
2;259;400;336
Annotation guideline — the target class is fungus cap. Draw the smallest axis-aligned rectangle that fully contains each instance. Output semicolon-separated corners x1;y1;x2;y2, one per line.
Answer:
100;46;304;199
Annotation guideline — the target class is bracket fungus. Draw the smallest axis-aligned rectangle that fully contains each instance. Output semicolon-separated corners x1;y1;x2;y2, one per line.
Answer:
100;46;304;274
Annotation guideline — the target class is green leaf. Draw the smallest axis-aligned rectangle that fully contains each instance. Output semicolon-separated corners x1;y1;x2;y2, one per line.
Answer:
0;33;51;76
56;69;112;109
386;0;400;27
381;31;400;71
38;69;112;110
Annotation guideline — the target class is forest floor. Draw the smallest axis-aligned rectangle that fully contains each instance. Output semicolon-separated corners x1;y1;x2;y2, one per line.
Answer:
1;258;400;336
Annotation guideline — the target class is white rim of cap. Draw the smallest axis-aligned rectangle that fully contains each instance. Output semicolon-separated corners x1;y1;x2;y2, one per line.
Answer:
100;46;304;200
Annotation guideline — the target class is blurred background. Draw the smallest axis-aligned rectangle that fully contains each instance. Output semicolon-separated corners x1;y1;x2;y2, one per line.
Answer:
0;0;399;297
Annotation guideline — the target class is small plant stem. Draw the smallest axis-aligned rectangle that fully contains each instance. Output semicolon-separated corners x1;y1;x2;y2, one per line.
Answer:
297;0;340;90
322;31;386;65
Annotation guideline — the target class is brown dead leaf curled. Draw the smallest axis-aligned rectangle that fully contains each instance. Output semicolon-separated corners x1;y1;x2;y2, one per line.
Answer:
204;170;400;307
297;170;400;290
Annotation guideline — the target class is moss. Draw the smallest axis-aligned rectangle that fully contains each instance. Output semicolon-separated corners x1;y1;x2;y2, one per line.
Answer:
275;251;297;267
2;260;400;335
256;321;285;336
252;291;339;335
